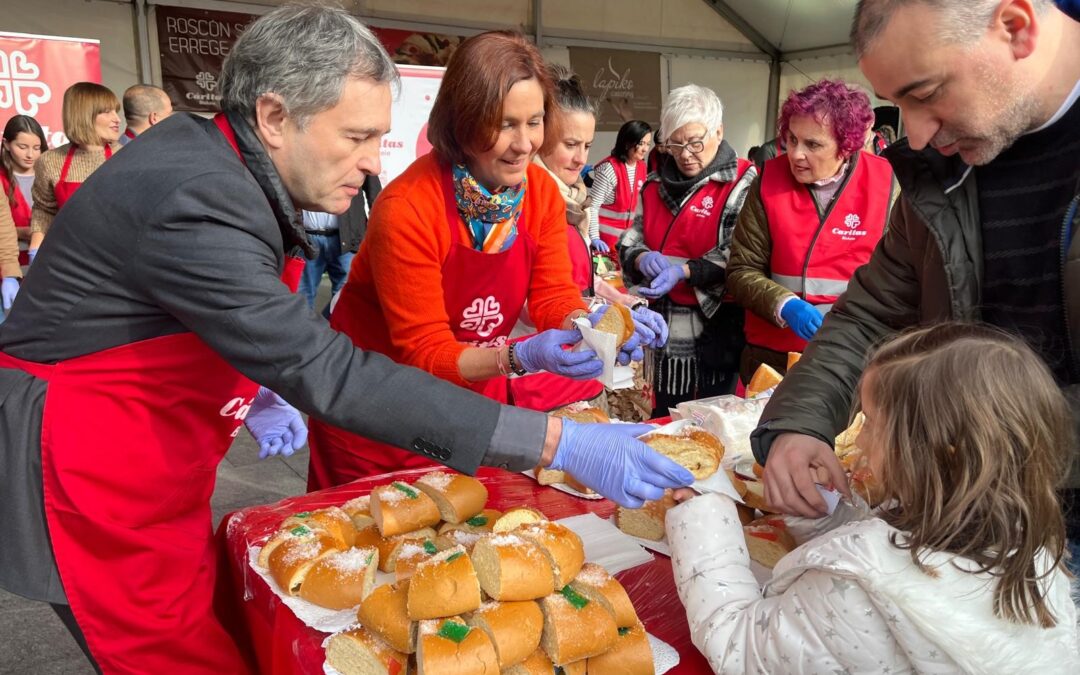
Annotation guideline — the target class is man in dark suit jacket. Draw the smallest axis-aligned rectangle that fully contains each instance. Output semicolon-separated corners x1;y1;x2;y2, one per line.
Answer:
0;7;691;670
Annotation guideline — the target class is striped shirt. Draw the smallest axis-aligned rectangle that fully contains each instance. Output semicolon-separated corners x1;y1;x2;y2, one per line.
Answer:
587;161;636;242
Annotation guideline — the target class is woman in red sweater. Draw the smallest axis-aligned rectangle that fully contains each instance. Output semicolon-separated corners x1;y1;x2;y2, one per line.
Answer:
306;31;664;489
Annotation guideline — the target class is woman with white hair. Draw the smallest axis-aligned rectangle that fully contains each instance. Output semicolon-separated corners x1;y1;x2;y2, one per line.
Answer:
619;84;756;411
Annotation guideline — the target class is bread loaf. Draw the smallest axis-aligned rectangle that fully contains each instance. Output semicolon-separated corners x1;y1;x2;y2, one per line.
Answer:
471;533;555;601
466;600;543;668
639;427;723;480
744;515;796;568
615;491;676;541
357;580;415;654
746;363;783;398
298;546;378;610
376;528;438;573
533;467;594;495
539;588;618;665
393;539;438;581
406;546;482;620
735;502;756;525
786;351;802;371
414;471;488;524
342;495;374;530
258;523;320;569
325;627;408;675
741;479;775;513
550;406;610;424
513;521;585;588
593;303;635;348
568;563;637;628
434;529;484;554
585;623;654;675
281;506;356;548
492;507;545;533
501;648;553;674
416;617;499;675
370;481;441;537
438;508;501;535
268;531;339;595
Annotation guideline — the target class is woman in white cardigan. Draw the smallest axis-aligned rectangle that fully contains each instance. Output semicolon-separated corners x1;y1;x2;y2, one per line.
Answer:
668;323;1080;674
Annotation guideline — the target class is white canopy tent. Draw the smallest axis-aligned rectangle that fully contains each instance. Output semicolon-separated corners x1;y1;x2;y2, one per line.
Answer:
0;0;882;161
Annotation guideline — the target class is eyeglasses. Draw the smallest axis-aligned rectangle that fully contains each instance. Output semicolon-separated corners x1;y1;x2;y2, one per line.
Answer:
659;139;706;155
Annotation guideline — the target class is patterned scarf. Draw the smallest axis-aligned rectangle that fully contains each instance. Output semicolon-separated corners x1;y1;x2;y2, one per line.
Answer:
452;163;525;253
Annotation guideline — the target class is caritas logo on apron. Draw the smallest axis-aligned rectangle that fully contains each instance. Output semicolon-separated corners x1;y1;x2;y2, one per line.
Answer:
219;395;256;437
832;213;868;241
461;295;507;347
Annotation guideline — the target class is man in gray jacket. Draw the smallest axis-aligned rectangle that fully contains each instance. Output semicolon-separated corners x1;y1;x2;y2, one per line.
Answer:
0;6;690;671
753;0;1080;538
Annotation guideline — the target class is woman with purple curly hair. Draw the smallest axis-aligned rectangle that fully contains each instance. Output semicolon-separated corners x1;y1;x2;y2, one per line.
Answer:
727;78;896;383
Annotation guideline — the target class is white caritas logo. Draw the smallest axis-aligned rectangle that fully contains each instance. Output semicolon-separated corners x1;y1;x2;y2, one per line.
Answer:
689;196;714;218
195;71;217;92
461;296;504;338
832;213;867;240
0;50;51;116
220;395;255;438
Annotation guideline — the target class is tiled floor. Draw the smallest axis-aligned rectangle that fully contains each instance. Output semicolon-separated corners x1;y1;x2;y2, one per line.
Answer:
0;281;331;674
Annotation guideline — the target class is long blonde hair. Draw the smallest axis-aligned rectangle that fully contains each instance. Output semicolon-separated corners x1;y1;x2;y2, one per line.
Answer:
862;323;1071;627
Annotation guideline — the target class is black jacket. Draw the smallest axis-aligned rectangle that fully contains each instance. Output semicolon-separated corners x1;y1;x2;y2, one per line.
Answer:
338;175;381;255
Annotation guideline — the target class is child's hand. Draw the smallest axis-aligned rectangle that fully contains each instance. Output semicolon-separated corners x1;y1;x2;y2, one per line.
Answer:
671;487;697;503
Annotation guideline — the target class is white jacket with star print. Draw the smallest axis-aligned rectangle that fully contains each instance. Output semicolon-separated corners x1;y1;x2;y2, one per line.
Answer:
666;493;1080;674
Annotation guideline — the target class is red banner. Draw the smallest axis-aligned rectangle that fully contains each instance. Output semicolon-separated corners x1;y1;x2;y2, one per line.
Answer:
0;32;102;147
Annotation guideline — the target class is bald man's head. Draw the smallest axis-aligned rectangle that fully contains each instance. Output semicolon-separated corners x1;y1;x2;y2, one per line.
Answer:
122;85;174;133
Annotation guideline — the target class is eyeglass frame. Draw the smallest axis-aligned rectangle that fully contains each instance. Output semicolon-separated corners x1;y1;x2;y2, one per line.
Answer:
658;138;706;156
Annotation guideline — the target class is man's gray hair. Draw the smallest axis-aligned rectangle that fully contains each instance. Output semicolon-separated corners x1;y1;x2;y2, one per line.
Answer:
122;85;170;122
660;84;723;143
851;0;1053;58
220;4;399;127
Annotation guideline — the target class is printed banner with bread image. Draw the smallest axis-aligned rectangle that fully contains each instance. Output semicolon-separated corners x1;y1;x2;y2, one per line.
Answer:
241;469;679;673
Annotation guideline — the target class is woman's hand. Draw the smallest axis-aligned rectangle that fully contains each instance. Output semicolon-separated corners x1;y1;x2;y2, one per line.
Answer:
638;265;687;299
514;328;603;379
591;238;610;254
636;251;670;280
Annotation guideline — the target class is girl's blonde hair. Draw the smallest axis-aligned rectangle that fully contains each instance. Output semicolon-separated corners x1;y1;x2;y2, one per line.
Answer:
862;322;1071;627
62;82;120;147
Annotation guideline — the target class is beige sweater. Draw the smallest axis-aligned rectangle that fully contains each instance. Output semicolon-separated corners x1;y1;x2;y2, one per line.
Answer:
0;200;19;277
30;142;121;235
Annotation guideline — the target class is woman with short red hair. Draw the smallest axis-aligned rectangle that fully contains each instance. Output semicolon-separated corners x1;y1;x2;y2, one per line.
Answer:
306;31;666;489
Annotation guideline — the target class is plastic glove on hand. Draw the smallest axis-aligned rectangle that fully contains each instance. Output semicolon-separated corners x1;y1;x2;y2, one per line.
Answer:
591;238;610;254
27;248;38;266
515;328;602;379
245;387;308;458
586;305;643;366
780;298;824;341
630;305;668;349
550;420;695;508
1;277;19;312
637;251;670;280
638;265;686;299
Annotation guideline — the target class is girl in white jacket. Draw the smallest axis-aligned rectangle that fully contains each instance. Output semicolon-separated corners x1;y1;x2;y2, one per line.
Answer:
667;323;1080;674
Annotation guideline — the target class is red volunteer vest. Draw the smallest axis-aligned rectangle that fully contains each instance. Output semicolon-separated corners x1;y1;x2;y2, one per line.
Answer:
0;113;303;673
744;152;893;353
641;158;752;306
1;171;31;265
54;143;112;210
596;156;645;249
308;166;540;489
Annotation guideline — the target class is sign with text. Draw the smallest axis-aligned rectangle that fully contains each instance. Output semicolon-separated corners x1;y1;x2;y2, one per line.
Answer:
379;65;443;186
0;32;101;147
156;5;257;112
568;47;662;132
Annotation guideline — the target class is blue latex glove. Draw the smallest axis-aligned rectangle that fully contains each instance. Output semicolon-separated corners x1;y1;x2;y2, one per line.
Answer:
515;328;602;379
245;387;308;458
550;420;695;507
631;305;668;349
27;248;37;265
638;265;686;299
780;298;823;341
637;251;670;280
1;277;18;312
591;238;610;254
587;305;643;366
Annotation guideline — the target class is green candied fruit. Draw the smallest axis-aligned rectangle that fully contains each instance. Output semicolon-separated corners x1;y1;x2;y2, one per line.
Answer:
618;626;631;636
391;482;419;499
446;552;463;563
465;515;488;527
559;585;589;609
289;525;312;537
423;540;439;555
436;620;471;643
292;511;311;518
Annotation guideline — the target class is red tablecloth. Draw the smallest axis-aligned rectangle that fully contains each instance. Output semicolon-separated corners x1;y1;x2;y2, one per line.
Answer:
215;466;710;674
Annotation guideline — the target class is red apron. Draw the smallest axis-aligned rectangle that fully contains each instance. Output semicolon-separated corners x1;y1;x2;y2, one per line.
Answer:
507;221;603;412
54;143;112;210
0;114;304;673
1;171;31;265
596;157;645;250
307;167;537;489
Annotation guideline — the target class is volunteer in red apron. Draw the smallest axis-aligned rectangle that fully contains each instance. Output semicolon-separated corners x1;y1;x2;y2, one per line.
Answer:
307;32;665;490
515;65;667;413
1;115;47;269
619;84;758;413
727;79;894;384
27;82;121;263
588;119;652;253
0;10;694;673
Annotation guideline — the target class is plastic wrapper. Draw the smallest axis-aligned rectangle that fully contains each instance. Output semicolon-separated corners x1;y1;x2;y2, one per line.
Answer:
217;467;711;674
675;394;770;472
